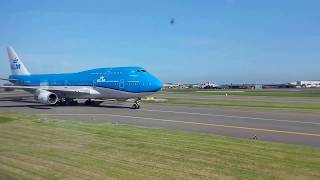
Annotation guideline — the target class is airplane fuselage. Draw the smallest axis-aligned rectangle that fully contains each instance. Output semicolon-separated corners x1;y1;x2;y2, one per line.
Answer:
9;67;163;99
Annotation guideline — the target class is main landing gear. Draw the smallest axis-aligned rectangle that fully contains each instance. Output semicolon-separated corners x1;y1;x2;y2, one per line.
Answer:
131;98;141;109
85;99;94;106
84;99;103;106
58;98;78;106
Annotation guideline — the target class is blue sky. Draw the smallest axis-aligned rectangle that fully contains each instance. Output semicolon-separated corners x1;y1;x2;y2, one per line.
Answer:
0;0;319;84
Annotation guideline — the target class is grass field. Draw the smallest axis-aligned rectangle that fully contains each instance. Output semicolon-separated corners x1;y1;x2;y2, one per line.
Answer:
153;89;320;112
164;89;320;98
148;98;320;112
0;113;320;179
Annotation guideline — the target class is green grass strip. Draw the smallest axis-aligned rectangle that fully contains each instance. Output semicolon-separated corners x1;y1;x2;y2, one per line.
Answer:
0;113;319;179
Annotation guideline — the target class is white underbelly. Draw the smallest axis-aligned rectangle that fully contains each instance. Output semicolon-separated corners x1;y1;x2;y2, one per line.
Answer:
84;87;155;99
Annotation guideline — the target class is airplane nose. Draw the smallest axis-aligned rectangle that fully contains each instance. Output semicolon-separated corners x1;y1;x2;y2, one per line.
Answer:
155;79;163;91
151;78;163;92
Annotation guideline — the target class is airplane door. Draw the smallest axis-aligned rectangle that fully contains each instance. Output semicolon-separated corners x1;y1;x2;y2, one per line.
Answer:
119;79;125;89
92;79;96;88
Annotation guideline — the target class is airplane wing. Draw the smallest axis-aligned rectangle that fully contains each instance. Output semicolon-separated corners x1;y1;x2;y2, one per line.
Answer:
0;78;17;82
0;85;94;97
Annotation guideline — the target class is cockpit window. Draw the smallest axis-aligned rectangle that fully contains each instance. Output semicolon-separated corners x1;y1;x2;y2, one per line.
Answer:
136;69;147;72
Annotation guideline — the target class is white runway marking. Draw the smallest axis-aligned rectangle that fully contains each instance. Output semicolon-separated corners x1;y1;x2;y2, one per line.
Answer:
141;109;320;125
41;113;320;137
196;91;244;93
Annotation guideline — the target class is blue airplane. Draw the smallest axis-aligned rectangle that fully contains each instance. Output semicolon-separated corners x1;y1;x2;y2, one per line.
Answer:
0;47;163;109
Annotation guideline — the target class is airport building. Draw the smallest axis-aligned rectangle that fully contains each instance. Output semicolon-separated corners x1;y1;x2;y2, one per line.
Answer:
297;80;320;88
163;83;180;89
164;80;320;90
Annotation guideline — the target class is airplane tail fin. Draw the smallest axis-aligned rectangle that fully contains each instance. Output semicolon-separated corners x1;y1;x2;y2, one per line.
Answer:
7;47;30;75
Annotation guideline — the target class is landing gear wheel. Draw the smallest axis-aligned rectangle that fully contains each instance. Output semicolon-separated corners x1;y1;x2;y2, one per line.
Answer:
58;98;78;106
131;104;139;109
131;104;140;109
131;99;141;109
85;99;93;106
57;99;66;106
69;100;79;105
84;99;102;106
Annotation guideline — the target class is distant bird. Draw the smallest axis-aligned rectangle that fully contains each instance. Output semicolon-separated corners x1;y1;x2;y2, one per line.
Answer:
170;18;175;25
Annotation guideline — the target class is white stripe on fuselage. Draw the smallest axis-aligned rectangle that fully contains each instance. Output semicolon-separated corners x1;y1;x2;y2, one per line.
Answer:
94;86;155;99
28;86;155;99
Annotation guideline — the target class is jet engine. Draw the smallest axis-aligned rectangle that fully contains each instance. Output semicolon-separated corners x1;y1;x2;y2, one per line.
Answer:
35;90;58;105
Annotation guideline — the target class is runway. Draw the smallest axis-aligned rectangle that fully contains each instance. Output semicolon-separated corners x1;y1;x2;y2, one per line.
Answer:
1;91;320;147
156;93;320;104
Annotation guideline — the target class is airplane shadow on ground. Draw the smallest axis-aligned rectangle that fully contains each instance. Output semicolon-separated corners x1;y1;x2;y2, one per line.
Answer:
0;96;51;109
94;104;132;109
55;103;132;109
0;104;53;109
0;97;132;109
0;99;41;104
0;104;132;109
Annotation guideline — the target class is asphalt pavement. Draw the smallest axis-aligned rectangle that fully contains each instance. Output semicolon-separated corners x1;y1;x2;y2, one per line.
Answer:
0;91;320;147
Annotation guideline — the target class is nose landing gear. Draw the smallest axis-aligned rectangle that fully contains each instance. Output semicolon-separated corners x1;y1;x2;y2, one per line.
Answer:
131;98;141;109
